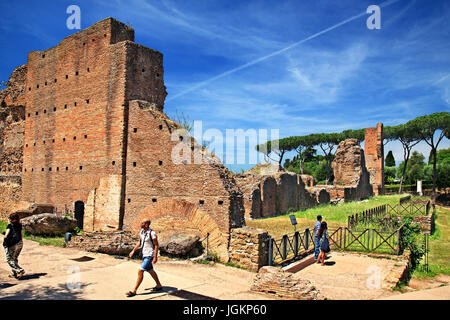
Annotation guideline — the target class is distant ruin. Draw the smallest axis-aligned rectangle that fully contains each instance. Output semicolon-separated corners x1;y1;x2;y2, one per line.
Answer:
0;18;384;262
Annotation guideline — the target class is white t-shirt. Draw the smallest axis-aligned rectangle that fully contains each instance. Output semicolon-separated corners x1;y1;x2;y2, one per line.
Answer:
140;228;157;257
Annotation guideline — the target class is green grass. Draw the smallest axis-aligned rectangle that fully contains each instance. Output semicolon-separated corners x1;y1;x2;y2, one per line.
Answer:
247;194;425;237
1;219;66;247
412;206;450;279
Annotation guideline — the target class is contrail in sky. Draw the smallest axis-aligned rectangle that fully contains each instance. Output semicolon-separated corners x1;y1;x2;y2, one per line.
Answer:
167;0;402;102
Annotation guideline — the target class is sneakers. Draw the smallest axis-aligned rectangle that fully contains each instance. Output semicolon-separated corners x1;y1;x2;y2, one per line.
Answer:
16;270;25;279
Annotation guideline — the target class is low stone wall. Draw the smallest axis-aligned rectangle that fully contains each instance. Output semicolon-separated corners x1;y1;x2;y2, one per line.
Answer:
228;226;270;272
413;212;434;235
67;231;138;256
250;266;324;300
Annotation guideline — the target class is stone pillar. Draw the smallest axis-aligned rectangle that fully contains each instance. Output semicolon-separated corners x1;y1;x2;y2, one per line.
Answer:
228;226;270;272
365;123;384;195
417;180;423;196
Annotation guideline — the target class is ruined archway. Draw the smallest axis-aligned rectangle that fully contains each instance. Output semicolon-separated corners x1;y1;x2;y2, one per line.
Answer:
129;199;229;261
74;201;85;229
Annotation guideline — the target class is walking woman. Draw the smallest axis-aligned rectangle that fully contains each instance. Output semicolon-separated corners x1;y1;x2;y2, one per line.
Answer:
3;212;25;279
317;221;330;266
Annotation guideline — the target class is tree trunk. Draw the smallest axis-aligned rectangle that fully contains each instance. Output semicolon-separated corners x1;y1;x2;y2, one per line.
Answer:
399;148;410;194
432;147;437;204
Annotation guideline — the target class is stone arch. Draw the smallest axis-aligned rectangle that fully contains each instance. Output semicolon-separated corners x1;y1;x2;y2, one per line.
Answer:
129;199;229;261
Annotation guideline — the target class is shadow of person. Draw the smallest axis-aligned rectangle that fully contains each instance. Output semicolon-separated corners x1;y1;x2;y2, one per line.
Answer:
324;261;336;266
139;286;178;296
19;273;47;281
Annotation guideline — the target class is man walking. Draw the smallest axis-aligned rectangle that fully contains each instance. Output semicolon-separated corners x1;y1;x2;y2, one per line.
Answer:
126;219;162;297
3;212;25;279
314;215;322;261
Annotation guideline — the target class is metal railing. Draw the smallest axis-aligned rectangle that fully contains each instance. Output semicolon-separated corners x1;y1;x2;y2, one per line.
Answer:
267;228;315;266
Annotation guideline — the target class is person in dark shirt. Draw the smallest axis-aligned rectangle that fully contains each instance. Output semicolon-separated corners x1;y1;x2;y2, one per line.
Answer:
3;212;25;279
314;215;322;260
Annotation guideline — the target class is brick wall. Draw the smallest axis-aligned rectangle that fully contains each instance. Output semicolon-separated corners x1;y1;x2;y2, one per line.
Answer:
365;123;384;195
229;226;269;272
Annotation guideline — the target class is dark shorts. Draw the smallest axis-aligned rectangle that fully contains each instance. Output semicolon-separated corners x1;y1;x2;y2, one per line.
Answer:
140;256;154;271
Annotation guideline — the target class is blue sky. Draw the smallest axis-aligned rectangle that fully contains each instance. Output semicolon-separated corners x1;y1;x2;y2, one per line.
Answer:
1;0;449;172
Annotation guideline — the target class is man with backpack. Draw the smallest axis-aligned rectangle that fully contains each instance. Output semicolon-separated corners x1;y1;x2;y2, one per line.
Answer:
126;218;162;297
3;212;25;279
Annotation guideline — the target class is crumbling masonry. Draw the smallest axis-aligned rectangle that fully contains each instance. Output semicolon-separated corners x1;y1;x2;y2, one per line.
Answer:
0;18;384;262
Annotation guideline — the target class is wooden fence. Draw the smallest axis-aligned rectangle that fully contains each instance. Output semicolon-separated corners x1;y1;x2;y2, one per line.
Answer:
347;205;387;229
329;224;405;255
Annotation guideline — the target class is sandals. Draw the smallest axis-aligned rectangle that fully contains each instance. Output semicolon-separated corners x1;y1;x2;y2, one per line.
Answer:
16;271;25;279
151;286;163;292
126;291;136;297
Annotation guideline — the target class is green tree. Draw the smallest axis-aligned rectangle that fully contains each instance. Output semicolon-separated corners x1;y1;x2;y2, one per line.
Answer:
436;163;450;190
391;124;422;193
397;151;426;184
429;147;450;165
385;150;395;167
384;166;397;184
407;112;450;202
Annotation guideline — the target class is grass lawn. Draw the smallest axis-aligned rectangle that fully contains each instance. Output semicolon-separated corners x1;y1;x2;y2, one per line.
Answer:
413;205;450;279
247;194;427;237
0;219;66;247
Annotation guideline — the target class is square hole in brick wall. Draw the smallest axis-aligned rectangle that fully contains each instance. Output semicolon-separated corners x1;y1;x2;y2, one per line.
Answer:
27;113;30;117
35;111;38;115
31;168;34;172
87;68;90;72
159;161;162;166
66;75;68;79
79;166;83;170
159;124;163;130
54;79;57;83
152;198;157;203
25;144;28;147
44;81;47;86
53;107;57;111
49;168;52;171
73;136;76;140
84;135;87;139
74;102;77;107
64;104;67;109
86;99;89;104
43;140;46;144
43;109;47;114
56;167;59;171
52;139;55;143
133;162;137;167
199;200;204;205
218;200;224;205
128;199;131;203
75;71;79;76
63;138;66;142
36;84;39;89
41;168;44;171
42;54;45;58
29;87;31;91
133;128;137;133
112;161;116;165
66;167;68;171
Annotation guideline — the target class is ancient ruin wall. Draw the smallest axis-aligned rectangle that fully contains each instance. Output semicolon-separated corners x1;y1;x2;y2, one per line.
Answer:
122;101;245;260
20;19;141;231
365;123;384;195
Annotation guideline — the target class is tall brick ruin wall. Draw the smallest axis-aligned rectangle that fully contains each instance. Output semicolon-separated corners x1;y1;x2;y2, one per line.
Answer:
365;123;384;195
0;18;244;261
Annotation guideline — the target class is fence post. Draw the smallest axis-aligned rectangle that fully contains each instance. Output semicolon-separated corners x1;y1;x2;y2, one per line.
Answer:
304;228;310;250
294;231;299;257
344;228;347;250
367;229;371;252
348;216;350;229
396;228;401;255
282;235;287;260
371;228;375;251
267;238;273;266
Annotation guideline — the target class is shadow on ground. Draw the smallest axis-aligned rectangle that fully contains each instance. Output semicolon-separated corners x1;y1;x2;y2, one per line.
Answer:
0;282;91;300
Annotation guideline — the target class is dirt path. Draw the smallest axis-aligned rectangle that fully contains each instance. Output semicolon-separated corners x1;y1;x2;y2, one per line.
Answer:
0;237;273;300
293;251;403;300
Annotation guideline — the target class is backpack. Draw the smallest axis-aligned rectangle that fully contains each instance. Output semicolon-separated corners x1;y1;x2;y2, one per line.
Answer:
3;224;21;248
